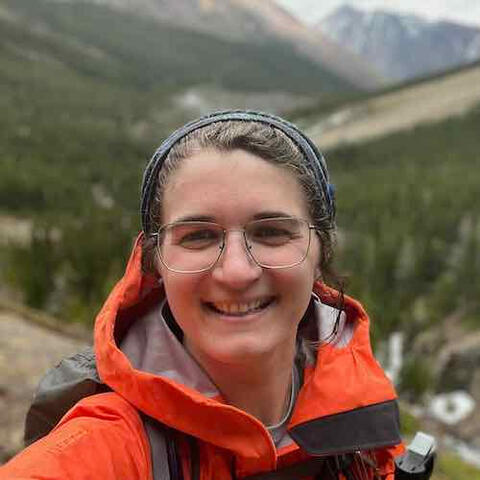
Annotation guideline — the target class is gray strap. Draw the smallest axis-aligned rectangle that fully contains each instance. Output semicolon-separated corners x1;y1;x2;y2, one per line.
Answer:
143;416;172;480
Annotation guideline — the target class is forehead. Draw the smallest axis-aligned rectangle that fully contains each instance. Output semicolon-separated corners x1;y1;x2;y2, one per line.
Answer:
161;148;310;223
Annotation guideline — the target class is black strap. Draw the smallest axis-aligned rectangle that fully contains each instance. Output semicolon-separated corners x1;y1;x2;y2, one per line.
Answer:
188;435;200;480
241;456;328;480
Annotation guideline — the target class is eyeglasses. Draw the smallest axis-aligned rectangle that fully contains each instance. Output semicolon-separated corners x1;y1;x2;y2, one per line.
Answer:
152;217;317;273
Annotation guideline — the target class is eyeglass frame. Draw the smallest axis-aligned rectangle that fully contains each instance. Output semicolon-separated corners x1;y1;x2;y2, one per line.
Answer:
150;216;319;274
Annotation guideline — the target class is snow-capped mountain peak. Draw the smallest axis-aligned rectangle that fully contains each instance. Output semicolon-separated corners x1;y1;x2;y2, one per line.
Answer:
317;4;480;81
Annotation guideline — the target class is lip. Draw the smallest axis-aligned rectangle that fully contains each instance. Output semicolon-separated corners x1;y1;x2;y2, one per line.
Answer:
203;296;276;319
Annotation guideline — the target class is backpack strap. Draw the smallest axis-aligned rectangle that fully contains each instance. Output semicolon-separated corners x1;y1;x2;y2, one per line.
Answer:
24;346;108;446
239;456;329;480
24;347;178;480
143;415;180;480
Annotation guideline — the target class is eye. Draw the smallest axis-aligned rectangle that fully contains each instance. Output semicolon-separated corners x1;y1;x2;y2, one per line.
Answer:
171;225;222;250
248;220;301;246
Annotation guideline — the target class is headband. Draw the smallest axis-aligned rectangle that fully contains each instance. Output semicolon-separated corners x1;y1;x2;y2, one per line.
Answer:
141;110;335;232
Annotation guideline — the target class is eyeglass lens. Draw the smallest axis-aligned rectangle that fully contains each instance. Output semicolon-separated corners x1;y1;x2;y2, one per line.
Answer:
157;218;311;273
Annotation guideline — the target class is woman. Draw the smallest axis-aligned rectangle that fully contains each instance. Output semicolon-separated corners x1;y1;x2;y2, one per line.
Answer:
1;111;403;479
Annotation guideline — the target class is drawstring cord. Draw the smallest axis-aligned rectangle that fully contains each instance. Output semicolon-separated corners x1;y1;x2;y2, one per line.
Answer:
188;436;200;480
230;455;238;480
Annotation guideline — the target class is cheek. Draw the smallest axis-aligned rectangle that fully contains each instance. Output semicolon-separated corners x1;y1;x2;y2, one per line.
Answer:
160;271;188;310
161;279;197;335
160;270;204;318
277;265;316;308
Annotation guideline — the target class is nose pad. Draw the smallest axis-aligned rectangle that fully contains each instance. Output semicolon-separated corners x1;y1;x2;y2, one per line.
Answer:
243;233;254;253
217;231;255;264
212;231;261;281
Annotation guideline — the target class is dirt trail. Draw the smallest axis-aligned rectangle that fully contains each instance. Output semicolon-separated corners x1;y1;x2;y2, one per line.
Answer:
0;308;89;463
308;65;480;149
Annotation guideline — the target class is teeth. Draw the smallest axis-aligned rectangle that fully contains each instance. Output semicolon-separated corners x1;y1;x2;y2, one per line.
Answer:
212;299;268;315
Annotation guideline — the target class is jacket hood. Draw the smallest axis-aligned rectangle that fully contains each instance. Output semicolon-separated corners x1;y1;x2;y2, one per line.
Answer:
94;233;401;467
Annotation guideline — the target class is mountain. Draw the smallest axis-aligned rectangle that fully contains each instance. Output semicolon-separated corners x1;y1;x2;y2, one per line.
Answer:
317;4;480;81
2;0;390;230
2;0;356;95
234;0;384;89
37;0;382;90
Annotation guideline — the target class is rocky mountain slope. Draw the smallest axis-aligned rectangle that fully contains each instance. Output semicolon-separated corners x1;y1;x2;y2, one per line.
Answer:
2;0;364;97
317;4;480;81
43;0;382;89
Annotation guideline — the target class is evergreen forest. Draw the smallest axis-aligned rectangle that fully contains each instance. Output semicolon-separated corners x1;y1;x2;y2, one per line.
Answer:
1;0;479;396
330;110;480;343
3;103;479;344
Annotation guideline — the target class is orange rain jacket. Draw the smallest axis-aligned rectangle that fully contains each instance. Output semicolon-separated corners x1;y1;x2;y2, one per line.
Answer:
1;235;404;480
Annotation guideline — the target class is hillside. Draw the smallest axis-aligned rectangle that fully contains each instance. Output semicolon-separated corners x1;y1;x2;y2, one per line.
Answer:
298;63;480;343
302;63;480;149
0;0;360;222
46;0;382;89
2;0;352;94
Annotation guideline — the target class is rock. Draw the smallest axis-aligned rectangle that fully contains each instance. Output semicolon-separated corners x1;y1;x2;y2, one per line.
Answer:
0;310;88;464
410;311;480;450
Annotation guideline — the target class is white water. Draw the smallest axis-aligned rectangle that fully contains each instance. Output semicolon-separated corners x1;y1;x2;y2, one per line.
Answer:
428;391;476;425
383;332;480;468
384;331;404;384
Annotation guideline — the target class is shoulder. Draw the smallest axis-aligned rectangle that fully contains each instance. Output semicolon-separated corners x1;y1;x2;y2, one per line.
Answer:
0;392;152;480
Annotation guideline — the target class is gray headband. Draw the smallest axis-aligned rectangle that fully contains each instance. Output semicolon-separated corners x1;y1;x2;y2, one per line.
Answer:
141;110;335;233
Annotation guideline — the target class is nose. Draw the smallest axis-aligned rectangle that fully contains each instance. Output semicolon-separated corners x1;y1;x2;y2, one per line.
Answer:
210;231;262;288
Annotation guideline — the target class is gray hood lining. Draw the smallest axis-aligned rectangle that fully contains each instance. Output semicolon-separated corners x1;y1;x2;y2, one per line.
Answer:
119;295;352;399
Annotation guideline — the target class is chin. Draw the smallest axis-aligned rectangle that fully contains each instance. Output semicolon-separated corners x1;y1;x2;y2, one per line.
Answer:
203;336;281;365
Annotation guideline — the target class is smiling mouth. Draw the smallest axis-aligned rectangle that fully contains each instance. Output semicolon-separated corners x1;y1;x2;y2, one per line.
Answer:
205;297;275;316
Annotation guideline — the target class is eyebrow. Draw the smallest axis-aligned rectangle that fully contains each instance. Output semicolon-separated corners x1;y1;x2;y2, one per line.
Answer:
172;211;294;224
252;211;294;220
173;214;216;223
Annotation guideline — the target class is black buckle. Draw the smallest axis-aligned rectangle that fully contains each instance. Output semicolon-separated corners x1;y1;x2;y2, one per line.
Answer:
395;432;436;479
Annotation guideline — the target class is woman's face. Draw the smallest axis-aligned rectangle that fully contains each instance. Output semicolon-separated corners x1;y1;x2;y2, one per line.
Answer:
158;148;320;365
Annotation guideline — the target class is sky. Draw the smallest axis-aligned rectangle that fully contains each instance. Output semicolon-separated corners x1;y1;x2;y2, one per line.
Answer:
274;0;480;27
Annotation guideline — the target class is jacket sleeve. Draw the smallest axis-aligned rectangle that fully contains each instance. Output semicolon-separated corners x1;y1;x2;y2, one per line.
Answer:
375;442;405;480
0;393;152;480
